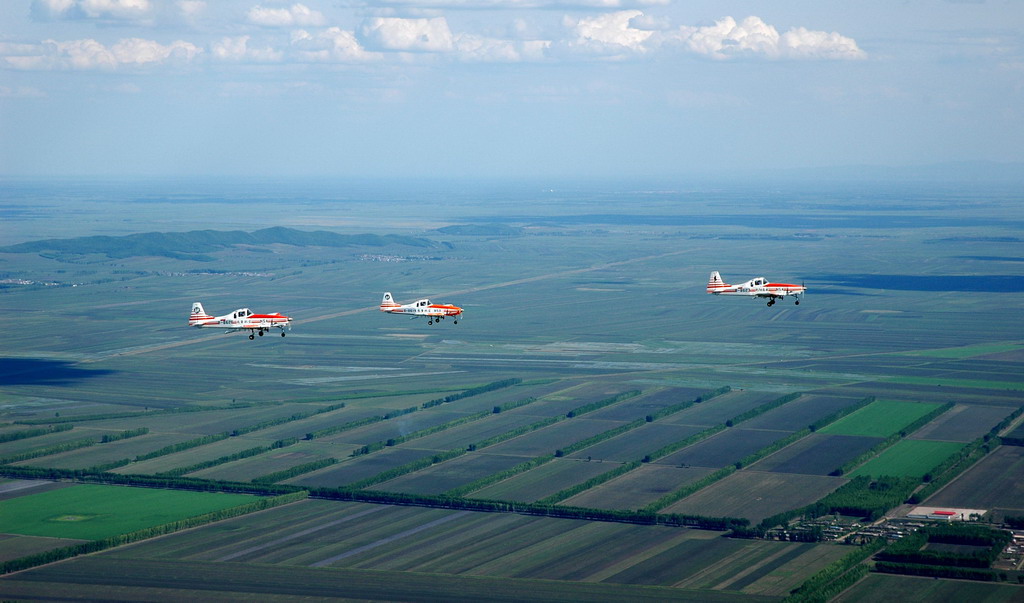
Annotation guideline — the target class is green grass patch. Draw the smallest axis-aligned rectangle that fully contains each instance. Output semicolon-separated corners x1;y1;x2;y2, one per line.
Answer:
819;400;943;438
0;484;256;540
881;376;1024;391
847;440;965;479
901;342;1024;359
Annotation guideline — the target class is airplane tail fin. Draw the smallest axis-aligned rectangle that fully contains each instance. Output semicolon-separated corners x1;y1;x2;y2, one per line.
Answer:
189;302;212;326
707;271;728;294
381;292;398;310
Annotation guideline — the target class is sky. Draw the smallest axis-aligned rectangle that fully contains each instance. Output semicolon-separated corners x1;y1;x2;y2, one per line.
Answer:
0;0;1022;179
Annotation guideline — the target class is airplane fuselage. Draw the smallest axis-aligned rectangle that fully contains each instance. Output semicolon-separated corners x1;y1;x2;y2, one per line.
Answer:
380;293;462;324
189;306;291;338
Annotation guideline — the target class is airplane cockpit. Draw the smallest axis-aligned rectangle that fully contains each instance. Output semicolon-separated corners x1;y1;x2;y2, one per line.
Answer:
416;300;429;307
233;309;252;319
751;278;766;286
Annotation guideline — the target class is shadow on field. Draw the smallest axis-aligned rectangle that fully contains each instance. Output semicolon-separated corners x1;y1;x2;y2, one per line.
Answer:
809;274;1024;293
0;358;115;386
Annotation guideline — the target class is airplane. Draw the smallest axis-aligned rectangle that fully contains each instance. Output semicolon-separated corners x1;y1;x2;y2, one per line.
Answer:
706;271;806;307
379;292;463;325
188;302;292;339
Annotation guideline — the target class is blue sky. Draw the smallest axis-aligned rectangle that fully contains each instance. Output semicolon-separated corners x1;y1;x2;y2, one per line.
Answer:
0;0;1021;178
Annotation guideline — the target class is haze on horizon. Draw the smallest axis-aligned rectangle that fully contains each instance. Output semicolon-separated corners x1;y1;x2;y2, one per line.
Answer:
0;0;1021;180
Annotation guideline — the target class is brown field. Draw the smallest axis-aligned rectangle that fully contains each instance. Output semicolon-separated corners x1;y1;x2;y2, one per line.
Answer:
33;497;797;599
20;431;236;471
663;471;848;523
908;404;1015;442
0;427;122;459
567;422;708;462
740;395;864;432
468;457;617;502
583;387;706;421
287;446;442;488
321;409;478;446
111;434;286;475
188;443;333;481
749;433;883;475
372;452;530;495
925;445;1024;517
400;412;546;451
835;573;1024;603
656;428;790;469
0;534;87;563
0;556;764;602
481;418;628;457
658;390;780;428
562;464;718;510
89;402;341;436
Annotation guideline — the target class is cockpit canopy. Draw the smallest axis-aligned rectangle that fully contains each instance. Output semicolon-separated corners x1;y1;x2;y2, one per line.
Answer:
416;299;430;307
751;278;766;286
233;308;252;318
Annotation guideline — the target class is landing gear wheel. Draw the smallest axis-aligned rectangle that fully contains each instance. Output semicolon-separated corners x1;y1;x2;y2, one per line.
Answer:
249;333;255;340
258;330;264;337
454;320;458;324
428;319;434;325
795;300;800;305
281;332;286;337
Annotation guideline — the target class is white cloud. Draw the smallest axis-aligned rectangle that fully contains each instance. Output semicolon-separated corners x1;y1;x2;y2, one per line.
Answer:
212;36;283;62
3;37;202;70
454;34;549;62
291;28;377;62
567;10;653;54
360;17;454;53
31;0;153;22
0;85;48;98
247;3;326;28
674;16;865;60
177;0;205;19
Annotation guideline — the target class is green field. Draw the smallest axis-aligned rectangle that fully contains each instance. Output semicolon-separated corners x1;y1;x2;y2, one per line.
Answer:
819;400;943;438
847;439;965;479
0;484;256;540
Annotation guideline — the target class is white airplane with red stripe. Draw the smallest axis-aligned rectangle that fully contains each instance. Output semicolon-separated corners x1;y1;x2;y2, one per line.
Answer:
706;272;806;307
380;292;463;325
188;302;292;339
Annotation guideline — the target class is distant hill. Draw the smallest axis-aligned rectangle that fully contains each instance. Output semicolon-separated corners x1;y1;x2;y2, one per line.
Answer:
0;226;439;261
434;224;523;236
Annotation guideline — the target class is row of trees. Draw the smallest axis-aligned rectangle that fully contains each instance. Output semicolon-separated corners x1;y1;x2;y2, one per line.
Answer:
421;378;522;409
874;561;1005;582
876;524;1011;568
785;537;885;602
0;423;73;443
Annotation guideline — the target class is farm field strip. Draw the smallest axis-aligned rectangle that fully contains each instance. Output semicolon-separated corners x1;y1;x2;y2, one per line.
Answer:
662;471;848;524
847;439;965;479
925;445;1024;513
0;484;256;540
908;403;1013;442
748;433;884;476
819;399;944;438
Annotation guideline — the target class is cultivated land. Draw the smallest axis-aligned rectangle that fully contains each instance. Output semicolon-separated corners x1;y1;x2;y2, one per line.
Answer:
1;177;1022;600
